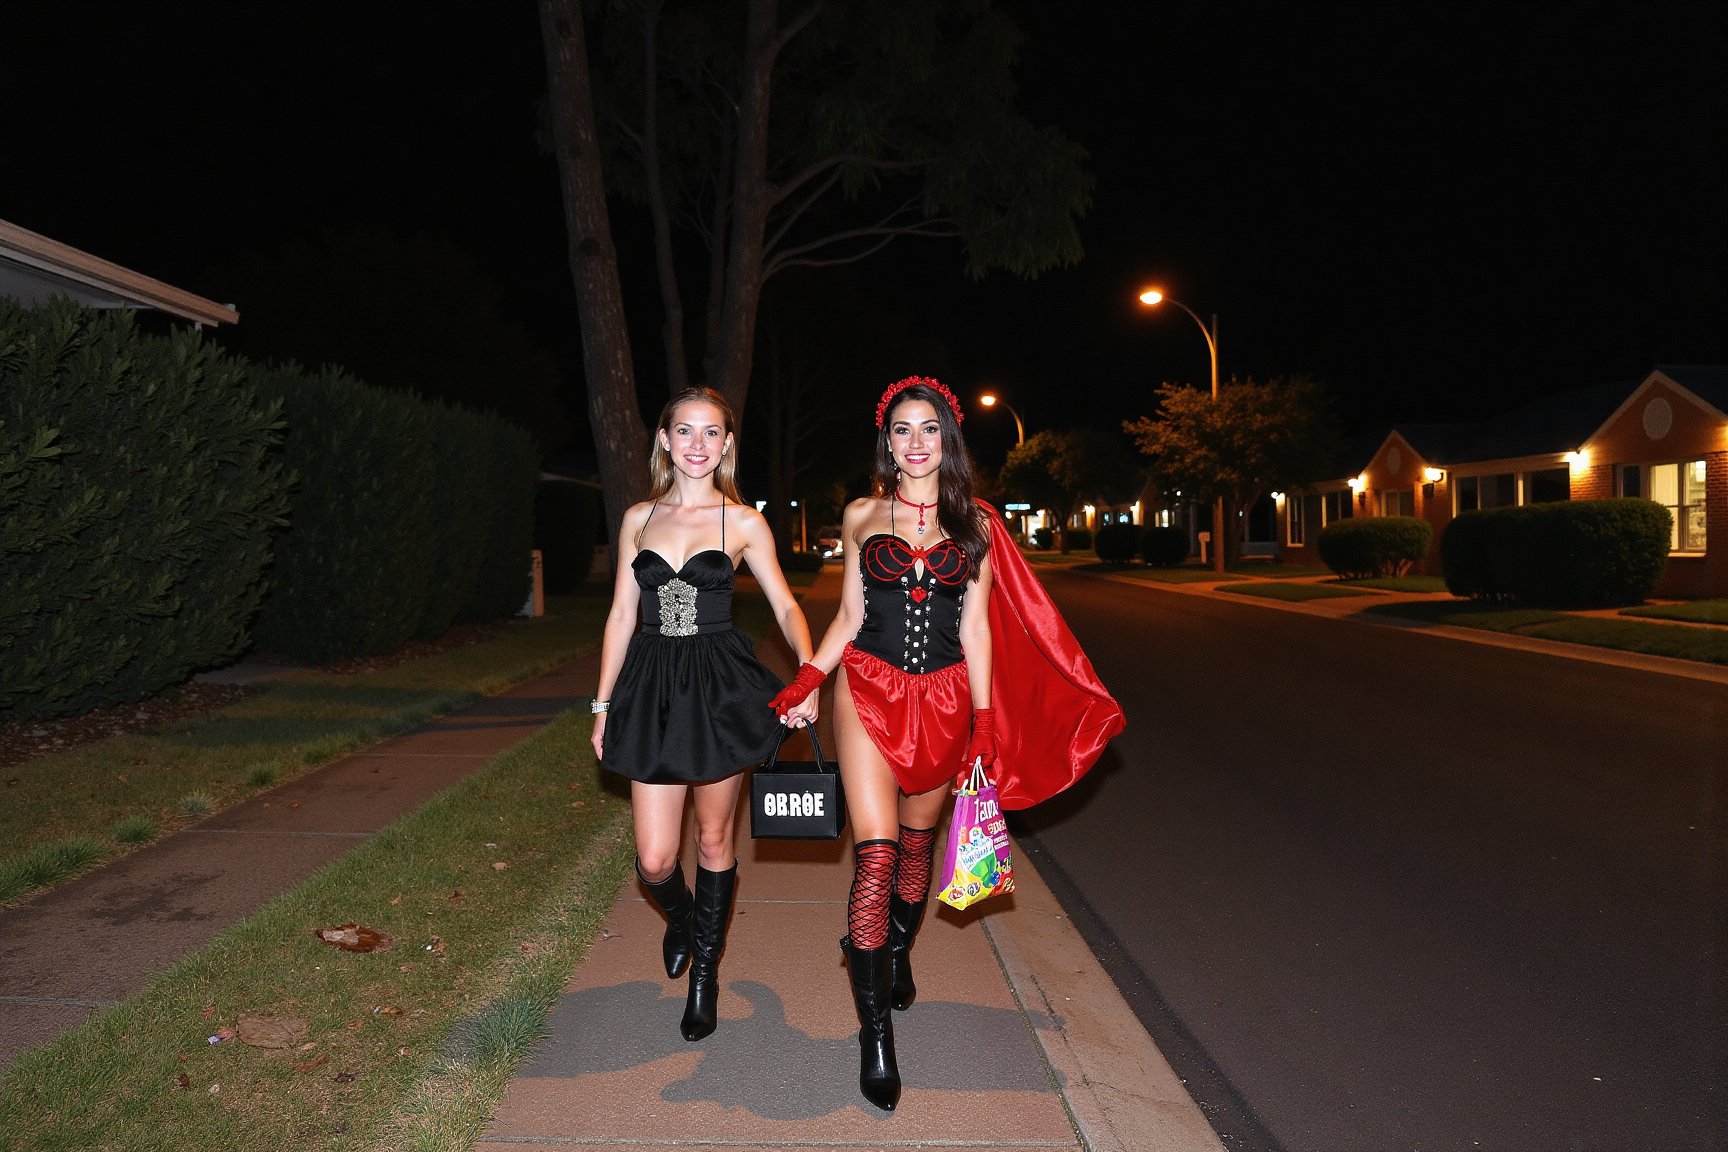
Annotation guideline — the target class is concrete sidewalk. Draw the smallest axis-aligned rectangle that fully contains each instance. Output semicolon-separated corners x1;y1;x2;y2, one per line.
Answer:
478;564;1223;1151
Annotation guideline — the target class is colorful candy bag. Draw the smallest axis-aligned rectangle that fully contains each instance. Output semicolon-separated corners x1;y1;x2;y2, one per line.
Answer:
938;760;1015;910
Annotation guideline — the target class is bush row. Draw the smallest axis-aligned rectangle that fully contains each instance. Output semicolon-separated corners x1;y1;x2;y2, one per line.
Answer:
1440;500;1669;607
249;365;538;661
1;301;290;719
1;299;542;720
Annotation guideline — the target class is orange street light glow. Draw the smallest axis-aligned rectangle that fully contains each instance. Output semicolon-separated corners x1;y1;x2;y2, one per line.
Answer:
1138;289;1164;306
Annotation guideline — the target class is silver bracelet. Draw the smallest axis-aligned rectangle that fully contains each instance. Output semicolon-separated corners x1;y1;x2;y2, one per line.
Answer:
590;698;610;714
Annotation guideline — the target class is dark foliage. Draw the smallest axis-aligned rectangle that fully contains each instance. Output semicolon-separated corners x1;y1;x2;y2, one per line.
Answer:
1441;500;1670;607
1317;517;1432;579
0;301;290;720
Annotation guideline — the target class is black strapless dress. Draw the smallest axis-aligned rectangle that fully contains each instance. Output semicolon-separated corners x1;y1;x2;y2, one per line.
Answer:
600;548;785;784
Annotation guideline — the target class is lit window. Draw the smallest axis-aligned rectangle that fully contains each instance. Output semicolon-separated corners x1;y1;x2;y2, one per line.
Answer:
1621;460;1708;552
1380;489;1414;517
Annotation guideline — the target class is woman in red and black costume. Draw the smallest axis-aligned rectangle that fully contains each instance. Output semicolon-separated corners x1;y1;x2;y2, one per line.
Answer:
769;376;1124;1112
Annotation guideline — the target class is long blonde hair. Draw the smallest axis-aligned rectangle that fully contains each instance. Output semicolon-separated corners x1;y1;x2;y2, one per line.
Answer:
647;387;745;504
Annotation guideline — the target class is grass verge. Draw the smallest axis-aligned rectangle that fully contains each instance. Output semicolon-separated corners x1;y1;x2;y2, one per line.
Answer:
1364;601;1728;664
1339;575;1450;593
1078;563;1249;584
0;710;637;1151
1222;581;1382;602
0;592;610;907
1621;599;1728;626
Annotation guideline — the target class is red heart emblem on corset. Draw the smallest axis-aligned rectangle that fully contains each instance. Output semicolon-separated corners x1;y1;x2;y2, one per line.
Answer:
909;586;928;603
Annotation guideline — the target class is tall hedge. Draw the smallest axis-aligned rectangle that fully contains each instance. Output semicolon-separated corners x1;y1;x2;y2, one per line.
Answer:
0;300;290;720
248;365;537;660
1441;500;1670;607
1317;516;1432;579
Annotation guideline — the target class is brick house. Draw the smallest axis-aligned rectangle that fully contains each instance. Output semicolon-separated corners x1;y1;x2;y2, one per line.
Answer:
1276;367;1728;598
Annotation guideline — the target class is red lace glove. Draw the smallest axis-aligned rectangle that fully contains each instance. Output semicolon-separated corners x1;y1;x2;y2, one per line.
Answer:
961;707;998;775
768;662;827;717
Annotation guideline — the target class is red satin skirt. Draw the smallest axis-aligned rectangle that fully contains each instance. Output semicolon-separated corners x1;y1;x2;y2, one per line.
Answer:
841;643;969;796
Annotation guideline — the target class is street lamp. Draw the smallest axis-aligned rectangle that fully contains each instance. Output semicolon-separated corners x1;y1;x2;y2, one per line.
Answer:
1137;288;1226;573
979;391;1030;540
978;392;1025;445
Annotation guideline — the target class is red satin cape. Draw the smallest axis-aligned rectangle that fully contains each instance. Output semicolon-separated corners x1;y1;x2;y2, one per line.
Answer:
980;502;1125;809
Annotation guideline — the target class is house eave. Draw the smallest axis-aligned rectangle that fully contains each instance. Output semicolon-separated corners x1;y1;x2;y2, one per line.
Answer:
0;219;237;327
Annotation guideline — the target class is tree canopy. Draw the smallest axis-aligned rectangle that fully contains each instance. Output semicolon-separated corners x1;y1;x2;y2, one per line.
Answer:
998;427;1141;551
540;0;1093;548
1124;375;1341;558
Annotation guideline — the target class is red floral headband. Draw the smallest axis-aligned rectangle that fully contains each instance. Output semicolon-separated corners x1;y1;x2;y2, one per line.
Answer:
874;375;964;428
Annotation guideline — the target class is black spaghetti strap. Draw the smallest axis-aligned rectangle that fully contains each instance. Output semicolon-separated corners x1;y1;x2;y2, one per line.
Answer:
636;500;660;548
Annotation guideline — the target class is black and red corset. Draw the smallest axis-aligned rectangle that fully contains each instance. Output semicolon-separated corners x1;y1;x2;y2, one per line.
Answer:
853;534;971;673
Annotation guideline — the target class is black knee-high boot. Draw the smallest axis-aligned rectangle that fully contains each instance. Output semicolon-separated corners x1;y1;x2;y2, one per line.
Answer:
841;936;901;1111
887;895;927;1012
680;863;737;1041
637;859;695;979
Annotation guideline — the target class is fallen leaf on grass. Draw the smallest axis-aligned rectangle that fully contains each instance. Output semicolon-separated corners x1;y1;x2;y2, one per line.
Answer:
449;889;463;904
333;1068;358;1083
492;861;509;871
314;923;393;953
388;894;401;906
425;936;445;954
176;1073;190;1089
292;1053;329;1073
236;1013;310;1049
373;1005;403;1017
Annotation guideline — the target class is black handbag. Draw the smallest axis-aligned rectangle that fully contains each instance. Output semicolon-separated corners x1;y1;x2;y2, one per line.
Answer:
750;726;845;840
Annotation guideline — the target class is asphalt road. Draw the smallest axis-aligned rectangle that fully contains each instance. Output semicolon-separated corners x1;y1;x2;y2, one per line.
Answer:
1013;571;1726;1152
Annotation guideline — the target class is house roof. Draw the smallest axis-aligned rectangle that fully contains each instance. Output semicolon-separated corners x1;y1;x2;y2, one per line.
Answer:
1653;364;1728;418
0;218;237;326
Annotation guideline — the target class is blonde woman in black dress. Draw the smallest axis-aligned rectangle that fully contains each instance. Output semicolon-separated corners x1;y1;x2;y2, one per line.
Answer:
591;387;817;1041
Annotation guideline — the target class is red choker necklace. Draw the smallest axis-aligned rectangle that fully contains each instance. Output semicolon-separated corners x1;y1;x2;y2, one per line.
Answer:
894;489;936;536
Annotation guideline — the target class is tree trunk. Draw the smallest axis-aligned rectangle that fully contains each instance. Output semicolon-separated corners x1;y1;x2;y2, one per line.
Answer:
539;0;647;563
709;0;778;415
639;3;690;394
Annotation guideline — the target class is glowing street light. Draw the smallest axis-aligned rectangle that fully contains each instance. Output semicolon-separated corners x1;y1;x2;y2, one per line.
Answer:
978;392;1025;445
1138;288;1225;572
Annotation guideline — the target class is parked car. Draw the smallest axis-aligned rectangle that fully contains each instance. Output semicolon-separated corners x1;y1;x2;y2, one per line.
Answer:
815;526;843;559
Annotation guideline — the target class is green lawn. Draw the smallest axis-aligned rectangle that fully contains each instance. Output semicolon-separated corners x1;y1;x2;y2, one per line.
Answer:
1222;581;1384;602
1621;599;1728;626
1076;563;1249;585
1339;575;1450;593
1366;600;1728;664
1;592;611;907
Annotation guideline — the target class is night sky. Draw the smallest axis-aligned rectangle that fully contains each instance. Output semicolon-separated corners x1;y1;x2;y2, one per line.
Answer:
4;1;1723;471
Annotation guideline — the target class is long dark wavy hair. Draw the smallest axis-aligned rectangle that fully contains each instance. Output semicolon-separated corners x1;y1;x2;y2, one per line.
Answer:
870;381;990;578
648;387;744;504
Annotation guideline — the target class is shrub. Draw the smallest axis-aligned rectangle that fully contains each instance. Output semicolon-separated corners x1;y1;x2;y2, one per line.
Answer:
1142;526;1190;567
1066;527;1094;550
249;365;538;660
1093;524;1140;563
779;550;826;574
1031;527;1053;550
1442;499;1669;608
1317;516;1433;579
0;300;290;721
535;479;602;593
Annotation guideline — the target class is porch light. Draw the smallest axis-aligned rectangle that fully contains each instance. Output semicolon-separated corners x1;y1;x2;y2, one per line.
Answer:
1422;467;1445;484
1270;491;1285;502
1565;449;1589;472
1347;476;1365;492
